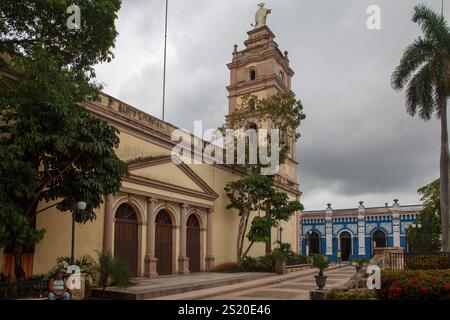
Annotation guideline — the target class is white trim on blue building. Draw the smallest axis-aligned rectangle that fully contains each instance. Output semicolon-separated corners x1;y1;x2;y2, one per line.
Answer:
299;200;423;262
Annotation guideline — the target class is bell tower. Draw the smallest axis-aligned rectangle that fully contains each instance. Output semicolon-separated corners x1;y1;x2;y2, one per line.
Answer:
226;13;299;193
226;25;295;114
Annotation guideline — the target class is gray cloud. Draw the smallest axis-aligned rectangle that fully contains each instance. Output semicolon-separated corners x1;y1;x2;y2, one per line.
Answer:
94;0;448;210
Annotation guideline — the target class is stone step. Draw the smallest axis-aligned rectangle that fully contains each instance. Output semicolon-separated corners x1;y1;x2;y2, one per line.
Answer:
91;273;272;300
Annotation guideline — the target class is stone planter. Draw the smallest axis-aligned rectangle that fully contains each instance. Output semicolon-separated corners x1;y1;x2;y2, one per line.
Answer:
274;261;286;275
315;275;328;290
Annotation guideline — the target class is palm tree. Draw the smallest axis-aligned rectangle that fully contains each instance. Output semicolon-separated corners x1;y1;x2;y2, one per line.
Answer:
391;4;450;251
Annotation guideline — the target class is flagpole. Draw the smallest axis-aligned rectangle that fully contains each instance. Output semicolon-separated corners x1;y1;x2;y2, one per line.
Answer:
162;0;169;121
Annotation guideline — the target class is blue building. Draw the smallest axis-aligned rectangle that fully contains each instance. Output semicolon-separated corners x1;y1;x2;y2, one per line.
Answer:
299;200;423;262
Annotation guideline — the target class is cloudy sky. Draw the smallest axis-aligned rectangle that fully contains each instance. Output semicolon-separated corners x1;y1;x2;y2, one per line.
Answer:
94;0;449;211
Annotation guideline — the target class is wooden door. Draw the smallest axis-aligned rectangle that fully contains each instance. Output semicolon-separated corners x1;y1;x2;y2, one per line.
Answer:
186;215;201;273
155;210;173;275
114;204;139;277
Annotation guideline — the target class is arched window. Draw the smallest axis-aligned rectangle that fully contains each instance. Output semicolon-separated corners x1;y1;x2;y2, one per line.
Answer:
247;122;258;130
187;214;200;227
156;210;172;225
373;230;387;250
249;68;257;81
279;71;285;82
248;97;256;110
115;203;137;221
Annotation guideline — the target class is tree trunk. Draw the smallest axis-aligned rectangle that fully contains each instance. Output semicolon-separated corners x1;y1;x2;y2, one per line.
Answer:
237;211;251;262
238;241;255;268
439;96;450;251
265;211;272;254
12;244;25;281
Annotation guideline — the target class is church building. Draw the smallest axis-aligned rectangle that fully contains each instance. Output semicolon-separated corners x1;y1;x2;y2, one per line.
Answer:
1;8;301;278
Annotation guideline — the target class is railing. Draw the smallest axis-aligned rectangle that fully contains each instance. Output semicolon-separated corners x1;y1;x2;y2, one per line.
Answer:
0;279;48;300
389;252;450;271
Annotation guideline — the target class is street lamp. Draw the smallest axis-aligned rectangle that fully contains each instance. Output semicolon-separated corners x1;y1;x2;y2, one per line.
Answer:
306;230;312;256
71;201;87;265
279;227;284;244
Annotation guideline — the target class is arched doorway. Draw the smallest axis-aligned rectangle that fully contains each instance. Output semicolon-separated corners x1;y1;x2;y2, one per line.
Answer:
155;210;173;275
308;231;321;255
186;215;201;273
114;203;138;277
372;230;387;252
340;231;352;262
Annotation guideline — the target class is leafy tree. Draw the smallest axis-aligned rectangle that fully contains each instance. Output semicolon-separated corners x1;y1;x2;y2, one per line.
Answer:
224;93;305;265
391;5;450;251
224;93;305;169
407;179;442;253
225;172;303;266
0;0;127;280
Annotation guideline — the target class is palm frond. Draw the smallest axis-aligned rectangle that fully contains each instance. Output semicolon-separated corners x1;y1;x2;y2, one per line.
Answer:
413;5;449;45
406;75;419;117
406;63;436;120
391;37;435;90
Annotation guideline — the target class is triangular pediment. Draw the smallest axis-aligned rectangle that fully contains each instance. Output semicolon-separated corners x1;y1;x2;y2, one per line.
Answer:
127;156;218;200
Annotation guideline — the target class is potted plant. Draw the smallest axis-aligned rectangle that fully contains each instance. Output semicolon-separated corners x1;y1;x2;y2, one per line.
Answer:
272;250;286;275
354;258;368;272
313;254;329;290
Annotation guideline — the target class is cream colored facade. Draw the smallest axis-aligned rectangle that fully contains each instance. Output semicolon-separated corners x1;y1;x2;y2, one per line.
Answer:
5;25;302;277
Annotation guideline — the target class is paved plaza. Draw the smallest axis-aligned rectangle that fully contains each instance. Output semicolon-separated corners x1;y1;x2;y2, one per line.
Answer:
202;266;356;300
151;266;355;300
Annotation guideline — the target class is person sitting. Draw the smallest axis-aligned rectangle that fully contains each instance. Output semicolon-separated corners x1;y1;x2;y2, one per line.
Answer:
48;272;71;300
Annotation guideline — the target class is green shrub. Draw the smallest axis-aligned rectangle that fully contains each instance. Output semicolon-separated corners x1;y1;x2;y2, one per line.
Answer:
95;251;131;290
352;258;369;269
312;254;329;276
404;255;450;270
0;272;11;284
379;270;450;300
274;242;307;266
50;256;97;285
27;274;49;281
327;289;377;300
275;241;292;253
286;253;307;266
272;250;286;263
240;255;273;272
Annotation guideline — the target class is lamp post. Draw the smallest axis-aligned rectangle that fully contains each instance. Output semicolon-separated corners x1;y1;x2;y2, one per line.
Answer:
306;230;312;256
71;201;87;265
279;227;284;245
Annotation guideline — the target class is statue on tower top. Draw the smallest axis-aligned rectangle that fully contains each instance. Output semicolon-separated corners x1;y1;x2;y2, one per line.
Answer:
253;3;271;29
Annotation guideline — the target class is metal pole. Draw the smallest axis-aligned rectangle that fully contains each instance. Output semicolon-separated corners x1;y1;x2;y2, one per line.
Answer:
71;212;75;265
162;0;169;121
